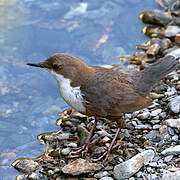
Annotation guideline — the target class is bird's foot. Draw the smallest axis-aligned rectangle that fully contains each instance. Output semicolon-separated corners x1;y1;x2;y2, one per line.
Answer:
70;135;105;156
91;130;127;162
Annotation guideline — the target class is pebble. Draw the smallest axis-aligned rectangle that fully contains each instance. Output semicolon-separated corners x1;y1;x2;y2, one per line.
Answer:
168;127;174;135
168;96;180;113
150;174;158;180
161;145;180;156
94;171;109;179
68;142;78;148
172;135;179;141
61;148;71;156
162;168;180;180
100;177;114;180
137;111;150;119
27;172;39;180
113;149;155;180
62;159;102;175
164;155;173;162
136;124;152;130
151;109;162;117
165;118;180;130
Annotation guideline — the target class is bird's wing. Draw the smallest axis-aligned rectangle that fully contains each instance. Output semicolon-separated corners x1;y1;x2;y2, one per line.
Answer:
81;67;151;117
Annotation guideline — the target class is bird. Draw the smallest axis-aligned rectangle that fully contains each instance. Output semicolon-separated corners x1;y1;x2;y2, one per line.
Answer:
27;54;178;161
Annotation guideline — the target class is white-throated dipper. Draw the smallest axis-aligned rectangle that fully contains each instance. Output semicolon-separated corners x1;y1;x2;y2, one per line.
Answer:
27;54;178;161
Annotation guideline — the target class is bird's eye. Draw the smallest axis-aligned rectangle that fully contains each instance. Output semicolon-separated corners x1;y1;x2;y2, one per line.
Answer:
53;63;61;69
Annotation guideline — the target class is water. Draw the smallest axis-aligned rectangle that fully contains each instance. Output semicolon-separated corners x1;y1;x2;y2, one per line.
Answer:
0;0;159;179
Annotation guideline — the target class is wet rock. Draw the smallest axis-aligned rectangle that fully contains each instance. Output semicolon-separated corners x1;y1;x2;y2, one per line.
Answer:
27;172;39;180
146;43;160;56
161;145;180;156
162;168;180;180
61;148;71;156
165;118;180;130
139;11;172;26
113;149;155;180
62;159;102;175
168;96;180;114
12;158;40;173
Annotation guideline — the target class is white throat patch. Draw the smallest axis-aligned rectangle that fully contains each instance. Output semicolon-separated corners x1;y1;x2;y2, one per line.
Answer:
50;71;86;113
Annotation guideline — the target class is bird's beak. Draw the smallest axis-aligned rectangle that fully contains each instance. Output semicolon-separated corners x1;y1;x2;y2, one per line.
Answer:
26;62;44;68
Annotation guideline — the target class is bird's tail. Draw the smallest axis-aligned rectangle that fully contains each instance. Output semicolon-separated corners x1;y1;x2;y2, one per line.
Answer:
132;55;178;96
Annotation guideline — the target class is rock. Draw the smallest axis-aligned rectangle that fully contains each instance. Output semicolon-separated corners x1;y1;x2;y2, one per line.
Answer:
151;109;162;117
62;159;102;175
137;111;150;120
113;149;155;180
161;145;180;156
94;171;109;179
172;135;179;141
164;155;173;162
165;118;180;130
165;26;180;37
68;142;78;148
12;158;40;173
168;96;180;113
100;177;114;180
136;124;152;130
162;168;180;180
150;174;158;180
61;148;71;156
27;172;39;180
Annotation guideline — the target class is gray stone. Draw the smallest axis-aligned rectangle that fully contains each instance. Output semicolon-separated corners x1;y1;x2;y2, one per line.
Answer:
162;145;180;156
68;142;77;148
27;172;39;180
151;109;162;117
100;177;114;180
162;168;180;180
169;96;180;113
172;135;179;141
94;171;109;179
61;148;71;156
113;149;155;180
150;174;158;180
136;124;152;130
164;155;173;162
137;111;150;120
62;158;102;175
165;118;180;130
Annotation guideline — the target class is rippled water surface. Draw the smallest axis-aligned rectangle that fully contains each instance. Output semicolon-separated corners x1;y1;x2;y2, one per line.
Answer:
0;0;158;179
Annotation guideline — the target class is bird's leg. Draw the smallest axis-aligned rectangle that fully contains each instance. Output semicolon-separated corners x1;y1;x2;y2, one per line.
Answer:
92;117;125;162
70;116;99;155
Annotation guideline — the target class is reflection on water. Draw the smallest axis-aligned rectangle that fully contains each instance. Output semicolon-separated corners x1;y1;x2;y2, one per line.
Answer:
0;0;158;179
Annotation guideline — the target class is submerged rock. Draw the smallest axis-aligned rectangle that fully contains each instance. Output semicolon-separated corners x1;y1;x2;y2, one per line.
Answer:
12;158;40;173
113;149;155;180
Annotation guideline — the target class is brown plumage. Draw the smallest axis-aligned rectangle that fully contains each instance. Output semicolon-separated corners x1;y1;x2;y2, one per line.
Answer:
27;54;178;161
